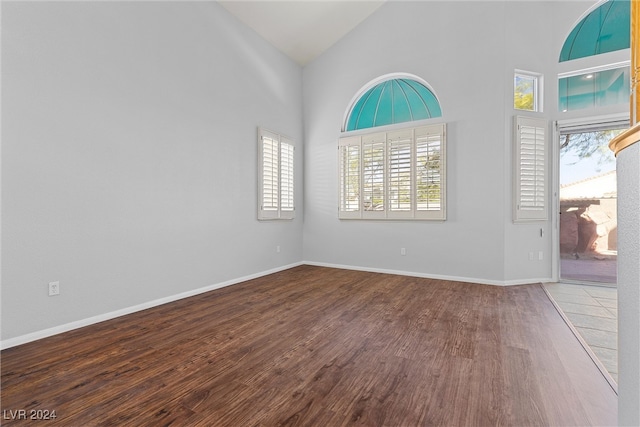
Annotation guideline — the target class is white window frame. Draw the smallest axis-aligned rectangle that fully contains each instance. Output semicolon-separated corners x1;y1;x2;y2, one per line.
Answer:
338;122;446;220
513;116;548;222
514;70;543;113
258;128;295;220
557;61;631;113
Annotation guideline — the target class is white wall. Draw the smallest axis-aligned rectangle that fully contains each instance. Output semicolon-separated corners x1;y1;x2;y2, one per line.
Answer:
4;0;638;418
2;0;632;352
1;2;304;343
303;0;628;285
501;0;557;283
617;141;640;425
303;1;549;284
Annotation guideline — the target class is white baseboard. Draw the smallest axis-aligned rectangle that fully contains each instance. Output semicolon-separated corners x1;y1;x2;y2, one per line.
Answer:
0;262;304;350
303;261;552;287
1;261;551;349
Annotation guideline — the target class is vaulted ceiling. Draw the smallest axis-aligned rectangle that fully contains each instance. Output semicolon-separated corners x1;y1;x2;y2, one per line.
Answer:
218;1;386;66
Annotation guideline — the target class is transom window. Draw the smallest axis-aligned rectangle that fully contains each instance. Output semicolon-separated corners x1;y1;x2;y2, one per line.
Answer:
344;75;442;132
558;0;630;112
559;65;630;112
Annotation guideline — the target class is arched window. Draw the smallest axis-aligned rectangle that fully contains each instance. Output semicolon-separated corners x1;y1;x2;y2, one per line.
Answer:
559;0;629;62
343;74;442;132
558;0;630;112
339;74;446;220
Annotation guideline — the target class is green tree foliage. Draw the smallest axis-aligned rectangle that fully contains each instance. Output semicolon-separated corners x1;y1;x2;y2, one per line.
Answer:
560;129;624;166
417;151;441;207
363;146;384;211
514;77;534;111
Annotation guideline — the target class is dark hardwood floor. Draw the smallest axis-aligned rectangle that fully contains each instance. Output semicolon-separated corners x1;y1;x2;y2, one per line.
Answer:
1;265;617;426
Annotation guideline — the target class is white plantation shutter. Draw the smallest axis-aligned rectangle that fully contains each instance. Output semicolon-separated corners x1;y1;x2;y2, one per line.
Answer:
258;128;295;220
362;133;386;218
388;130;413;217
279;141;294;211
415;125;445;219
514;116;547;222
279;138;294;218
261;133;279;216
338;123;446;220
339;137;361;218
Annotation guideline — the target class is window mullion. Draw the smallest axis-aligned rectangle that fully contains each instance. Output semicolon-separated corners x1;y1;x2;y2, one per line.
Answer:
277;137;282;218
384;132;389;219
411;128;417;217
358;137;364;218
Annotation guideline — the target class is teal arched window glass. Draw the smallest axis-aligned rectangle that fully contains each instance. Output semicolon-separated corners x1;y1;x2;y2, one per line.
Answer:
559;0;630;62
345;78;442;131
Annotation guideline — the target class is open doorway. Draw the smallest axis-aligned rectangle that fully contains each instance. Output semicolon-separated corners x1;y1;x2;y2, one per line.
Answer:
547;120;627;385
559;123;626;286
558;124;625;285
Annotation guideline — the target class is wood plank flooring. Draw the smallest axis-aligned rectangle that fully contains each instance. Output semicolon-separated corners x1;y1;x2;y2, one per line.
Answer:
1;265;617;426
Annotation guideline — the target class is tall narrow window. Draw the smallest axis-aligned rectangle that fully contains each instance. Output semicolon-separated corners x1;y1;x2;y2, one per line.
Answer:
514;70;542;112
258;128;294;220
513;116;547;222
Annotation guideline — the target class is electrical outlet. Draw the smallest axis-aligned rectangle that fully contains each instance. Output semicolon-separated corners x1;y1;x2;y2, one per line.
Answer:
276;246;281;253
48;281;60;296
529;252;534;261
538;251;543;261
400;248;406;256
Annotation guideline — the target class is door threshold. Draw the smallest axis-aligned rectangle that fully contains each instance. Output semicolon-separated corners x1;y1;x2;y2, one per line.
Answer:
542;285;618;395
559;279;617;288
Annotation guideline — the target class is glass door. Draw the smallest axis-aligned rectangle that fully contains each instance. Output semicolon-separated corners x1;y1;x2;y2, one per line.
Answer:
558;126;625;285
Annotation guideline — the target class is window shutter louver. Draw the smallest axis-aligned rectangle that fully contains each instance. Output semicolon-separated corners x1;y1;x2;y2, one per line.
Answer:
416;126;444;217
338;123;446;220
339;137;361;217
388;130;413;215
514;116;547;222
279;139;294;218
362;133;386;217
262;135;279;213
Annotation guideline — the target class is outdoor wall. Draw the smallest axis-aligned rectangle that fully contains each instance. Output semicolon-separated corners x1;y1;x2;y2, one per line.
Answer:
1;1;304;344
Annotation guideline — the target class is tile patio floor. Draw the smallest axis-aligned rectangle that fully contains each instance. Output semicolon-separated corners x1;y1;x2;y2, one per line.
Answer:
543;282;618;383
560;258;616;284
